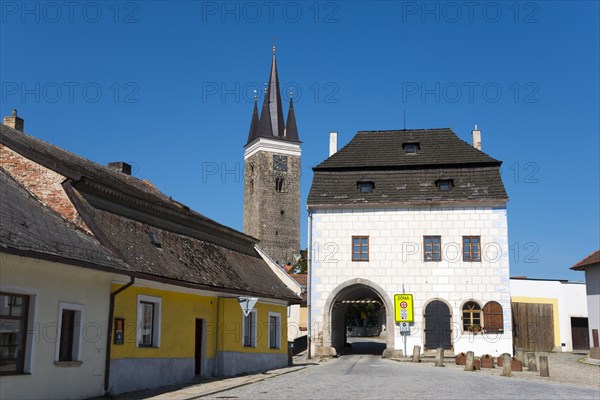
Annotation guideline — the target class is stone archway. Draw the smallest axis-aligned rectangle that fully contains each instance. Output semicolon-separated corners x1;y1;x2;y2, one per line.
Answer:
320;278;395;352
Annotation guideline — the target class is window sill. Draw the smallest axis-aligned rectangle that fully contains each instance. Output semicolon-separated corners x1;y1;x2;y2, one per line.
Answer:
54;361;83;368
0;372;32;376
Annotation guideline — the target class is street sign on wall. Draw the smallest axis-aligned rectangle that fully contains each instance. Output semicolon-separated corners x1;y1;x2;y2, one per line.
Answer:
394;294;414;323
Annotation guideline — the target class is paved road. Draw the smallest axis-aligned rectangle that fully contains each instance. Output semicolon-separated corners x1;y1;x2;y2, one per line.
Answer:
204;340;600;400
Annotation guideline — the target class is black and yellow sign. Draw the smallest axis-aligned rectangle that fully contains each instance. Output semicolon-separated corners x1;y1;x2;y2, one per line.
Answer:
394;294;414;323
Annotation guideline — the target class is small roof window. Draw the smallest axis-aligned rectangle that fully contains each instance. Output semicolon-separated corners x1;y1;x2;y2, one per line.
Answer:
402;142;420;154
357;181;375;193
436;179;454;191
147;231;162;248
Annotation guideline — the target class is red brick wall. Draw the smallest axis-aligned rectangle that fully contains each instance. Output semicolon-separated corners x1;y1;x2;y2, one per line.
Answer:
1;144;89;231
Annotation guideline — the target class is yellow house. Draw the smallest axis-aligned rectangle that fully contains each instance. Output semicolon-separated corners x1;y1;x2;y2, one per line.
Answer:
0;119;301;395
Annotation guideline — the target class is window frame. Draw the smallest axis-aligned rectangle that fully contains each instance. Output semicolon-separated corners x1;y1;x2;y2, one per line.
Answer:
463;236;481;262
462;301;482;332
268;312;281;350
402;142;420;154
352;236;370;262
0;292;31;375
54;302;84;363
423;236;442;262
242;309;257;348
136;295;161;348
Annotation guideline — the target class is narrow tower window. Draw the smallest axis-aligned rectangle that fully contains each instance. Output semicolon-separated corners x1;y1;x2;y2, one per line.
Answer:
275;177;284;192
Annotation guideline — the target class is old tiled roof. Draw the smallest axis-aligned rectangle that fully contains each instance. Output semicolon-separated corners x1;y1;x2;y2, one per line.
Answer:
0;124;255;245
315;128;500;170
308;128;507;207
73;191;300;300
571;249;600;270
289;274;307;288
0;168;127;271
1;124;301;302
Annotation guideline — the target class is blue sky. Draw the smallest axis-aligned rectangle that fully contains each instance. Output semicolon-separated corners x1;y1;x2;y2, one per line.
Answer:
1;1;598;280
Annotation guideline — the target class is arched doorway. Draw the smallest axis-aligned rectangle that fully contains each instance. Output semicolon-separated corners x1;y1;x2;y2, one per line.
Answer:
424;300;452;350
321;279;394;354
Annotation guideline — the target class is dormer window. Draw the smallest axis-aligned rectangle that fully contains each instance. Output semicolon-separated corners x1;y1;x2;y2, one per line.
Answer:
402;142;420;154
436;179;454;191
357;181;375;193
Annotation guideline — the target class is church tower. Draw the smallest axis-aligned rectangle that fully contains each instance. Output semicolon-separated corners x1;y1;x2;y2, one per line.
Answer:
244;46;301;265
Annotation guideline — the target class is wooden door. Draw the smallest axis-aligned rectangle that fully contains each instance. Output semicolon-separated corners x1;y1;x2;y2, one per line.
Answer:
195;319;203;375
512;303;555;352
571;317;590;351
424;300;452;350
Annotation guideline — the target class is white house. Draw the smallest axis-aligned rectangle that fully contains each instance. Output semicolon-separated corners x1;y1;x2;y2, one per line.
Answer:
307;128;513;357
0;168;126;400
571;249;600;359
510;277;588;352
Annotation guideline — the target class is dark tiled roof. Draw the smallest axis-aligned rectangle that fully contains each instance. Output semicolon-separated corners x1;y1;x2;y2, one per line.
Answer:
308;167;507;206
74;191;299;301
314;129;500;170
246;51;300;146
309;128;507;206
0;168;127;270
571;249;600;270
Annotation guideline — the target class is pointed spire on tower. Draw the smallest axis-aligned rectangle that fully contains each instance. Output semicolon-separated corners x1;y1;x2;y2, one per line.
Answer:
247;91;260;144
246;44;295;146
285;90;300;142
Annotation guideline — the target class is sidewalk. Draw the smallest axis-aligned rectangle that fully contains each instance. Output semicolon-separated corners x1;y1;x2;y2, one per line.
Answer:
96;353;318;400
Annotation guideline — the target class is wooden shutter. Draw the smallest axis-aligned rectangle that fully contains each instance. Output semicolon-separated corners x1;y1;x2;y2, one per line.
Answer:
483;301;503;333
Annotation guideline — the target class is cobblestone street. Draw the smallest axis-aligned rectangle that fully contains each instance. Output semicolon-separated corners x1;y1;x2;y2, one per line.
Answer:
204;341;600;400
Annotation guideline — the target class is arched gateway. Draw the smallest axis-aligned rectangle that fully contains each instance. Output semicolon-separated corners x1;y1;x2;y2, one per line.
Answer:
320;278;395;352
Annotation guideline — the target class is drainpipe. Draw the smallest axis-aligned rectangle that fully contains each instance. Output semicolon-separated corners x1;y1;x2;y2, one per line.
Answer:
213;297;221;376
104;277;135;393
307;209;313;359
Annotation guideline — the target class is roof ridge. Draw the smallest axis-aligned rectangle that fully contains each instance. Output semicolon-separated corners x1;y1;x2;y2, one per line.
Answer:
358;127;451;133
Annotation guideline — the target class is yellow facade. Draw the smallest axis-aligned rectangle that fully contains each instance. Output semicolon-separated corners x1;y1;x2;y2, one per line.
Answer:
110;284;288;360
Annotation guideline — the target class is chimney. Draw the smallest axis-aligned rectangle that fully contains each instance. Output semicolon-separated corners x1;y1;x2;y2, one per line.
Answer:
107;162;132;175
471;125;482;151
3;109;24;132
329;131;338;157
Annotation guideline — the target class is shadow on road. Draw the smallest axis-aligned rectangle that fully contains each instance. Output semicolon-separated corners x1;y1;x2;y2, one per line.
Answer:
343;338;386;355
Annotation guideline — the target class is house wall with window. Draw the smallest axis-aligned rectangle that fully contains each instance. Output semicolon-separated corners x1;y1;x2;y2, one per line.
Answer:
109;283;216;394
109;284;289;393
0;254;113;400
310;205;512;356
217;298;288;377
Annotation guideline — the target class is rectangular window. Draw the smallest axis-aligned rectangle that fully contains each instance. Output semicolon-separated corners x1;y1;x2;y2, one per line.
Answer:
268;313;281;349
137;295;161;347
424;236;441;261
243;310;257;347
463;236;481;262
139;302;154;346
352;236;369;261
55;302;83;363
0;293;29;375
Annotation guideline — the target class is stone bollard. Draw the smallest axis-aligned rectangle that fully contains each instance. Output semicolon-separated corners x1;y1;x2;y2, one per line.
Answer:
539;355;550;377
516;348;525;364
527;352;537;372
435;348;445;367
412;345;421;363
464;351;475;371
501;353;512;377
